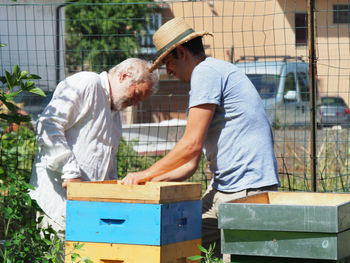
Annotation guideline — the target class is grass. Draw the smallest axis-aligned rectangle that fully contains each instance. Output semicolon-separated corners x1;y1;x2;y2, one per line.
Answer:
274;127;350;192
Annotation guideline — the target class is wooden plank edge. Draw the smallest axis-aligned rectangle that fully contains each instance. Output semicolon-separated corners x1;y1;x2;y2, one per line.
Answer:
68;196;201;204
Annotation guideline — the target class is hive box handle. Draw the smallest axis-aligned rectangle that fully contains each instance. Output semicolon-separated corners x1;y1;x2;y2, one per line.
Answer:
177;217;187;227
99;218;126;226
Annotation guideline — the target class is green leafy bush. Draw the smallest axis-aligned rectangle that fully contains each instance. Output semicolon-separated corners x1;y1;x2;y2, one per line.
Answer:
0;42;65;262
65;0;153;73
0;171;61;262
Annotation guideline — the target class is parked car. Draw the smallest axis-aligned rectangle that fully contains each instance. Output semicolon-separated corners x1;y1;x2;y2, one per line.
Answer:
319;96;350;128
13;90;54;121
235;59;320;128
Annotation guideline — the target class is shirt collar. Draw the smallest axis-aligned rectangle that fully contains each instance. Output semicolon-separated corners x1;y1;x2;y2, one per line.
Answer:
99;71;111;107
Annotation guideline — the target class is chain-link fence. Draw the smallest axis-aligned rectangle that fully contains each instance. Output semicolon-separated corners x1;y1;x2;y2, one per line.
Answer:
1;0;350;192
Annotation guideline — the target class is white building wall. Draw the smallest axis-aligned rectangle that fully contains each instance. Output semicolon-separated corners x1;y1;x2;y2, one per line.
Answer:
0;0;65;91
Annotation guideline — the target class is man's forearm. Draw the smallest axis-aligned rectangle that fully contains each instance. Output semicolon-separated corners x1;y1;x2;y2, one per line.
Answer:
141;135;203;181
122;104;216;185
150;155;201;182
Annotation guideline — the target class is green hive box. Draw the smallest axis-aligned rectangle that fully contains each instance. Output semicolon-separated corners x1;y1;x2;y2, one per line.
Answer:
218;192;350;261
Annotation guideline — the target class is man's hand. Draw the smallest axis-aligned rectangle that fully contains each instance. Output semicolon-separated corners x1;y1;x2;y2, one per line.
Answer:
121;171;150;185
62;177;82;188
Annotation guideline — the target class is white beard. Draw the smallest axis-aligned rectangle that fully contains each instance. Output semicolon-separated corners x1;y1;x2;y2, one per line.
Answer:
111;93;129;111
110;80;131;111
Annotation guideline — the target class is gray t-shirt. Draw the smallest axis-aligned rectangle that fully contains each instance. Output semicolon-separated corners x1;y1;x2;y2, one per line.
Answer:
189;57;279;192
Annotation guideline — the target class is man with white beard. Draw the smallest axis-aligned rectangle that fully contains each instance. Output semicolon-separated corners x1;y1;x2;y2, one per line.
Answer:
29;58;159;237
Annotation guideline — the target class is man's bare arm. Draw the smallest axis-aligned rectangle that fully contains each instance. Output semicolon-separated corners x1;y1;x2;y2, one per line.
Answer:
121;104;215;184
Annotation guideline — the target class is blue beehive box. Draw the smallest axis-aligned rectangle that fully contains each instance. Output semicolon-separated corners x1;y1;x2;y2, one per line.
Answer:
66;199;201;245
66;181;202;246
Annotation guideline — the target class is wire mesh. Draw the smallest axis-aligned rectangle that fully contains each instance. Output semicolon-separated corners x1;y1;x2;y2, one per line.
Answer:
1;0;350;192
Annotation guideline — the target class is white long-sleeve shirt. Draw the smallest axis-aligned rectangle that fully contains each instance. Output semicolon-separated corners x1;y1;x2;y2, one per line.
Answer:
29;71;122;227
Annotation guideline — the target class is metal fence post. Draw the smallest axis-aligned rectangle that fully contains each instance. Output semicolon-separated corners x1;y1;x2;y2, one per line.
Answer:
308;0;317;192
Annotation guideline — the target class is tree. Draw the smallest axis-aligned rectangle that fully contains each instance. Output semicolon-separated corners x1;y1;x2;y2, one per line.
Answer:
65;0;154;73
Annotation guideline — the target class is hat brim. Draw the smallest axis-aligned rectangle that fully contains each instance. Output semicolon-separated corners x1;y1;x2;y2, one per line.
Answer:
148;31;213;73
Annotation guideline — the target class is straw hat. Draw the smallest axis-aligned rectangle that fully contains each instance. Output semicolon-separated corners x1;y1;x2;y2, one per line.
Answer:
149;17;213;72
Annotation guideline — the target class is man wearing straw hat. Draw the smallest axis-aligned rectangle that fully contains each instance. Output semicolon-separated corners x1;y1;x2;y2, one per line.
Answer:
122;17;280;260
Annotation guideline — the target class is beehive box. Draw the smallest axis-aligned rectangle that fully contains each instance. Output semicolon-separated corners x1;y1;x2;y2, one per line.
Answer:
229;254;350;263
67;180;202;203
218;191;350;261
65;239;201;263
66;199;201;245
65;181;202;262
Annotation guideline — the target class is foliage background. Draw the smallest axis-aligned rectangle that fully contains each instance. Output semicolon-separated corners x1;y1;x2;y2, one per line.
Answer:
0;61;64;261
65;0;153;73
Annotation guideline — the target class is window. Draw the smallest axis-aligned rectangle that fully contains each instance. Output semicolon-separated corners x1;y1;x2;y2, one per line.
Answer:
283;72;297;102
247;74;279;99
297;71;309;101
321;97;346;106
295;13;308;46
285;73;296;94
334;5;350;24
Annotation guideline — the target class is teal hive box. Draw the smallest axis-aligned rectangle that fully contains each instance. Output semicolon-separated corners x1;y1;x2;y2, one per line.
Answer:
66;199;202;245
218;191;350;261
66;181;202;245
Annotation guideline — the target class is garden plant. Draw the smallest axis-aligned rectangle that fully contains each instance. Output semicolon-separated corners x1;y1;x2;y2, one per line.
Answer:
188;243;223;263
0;41;91;262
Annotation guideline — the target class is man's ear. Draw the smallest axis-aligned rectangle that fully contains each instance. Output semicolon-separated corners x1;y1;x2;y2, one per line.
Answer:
119;72;128;82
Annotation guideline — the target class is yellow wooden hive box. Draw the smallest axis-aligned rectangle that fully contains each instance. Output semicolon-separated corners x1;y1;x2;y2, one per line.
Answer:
67;180;202;203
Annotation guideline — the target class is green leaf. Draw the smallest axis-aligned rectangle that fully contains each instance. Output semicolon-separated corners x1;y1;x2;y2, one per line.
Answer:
43;238;52;246
5;71;15;88
27;87;46;97
24;81;35;89
74;242;85;250
0;43;6;47
27;74;41;80
19;70;29;79
6;90;21;99
4;207;13;217
26;184;35;190
13;64;19;76
54;240;60;251
4;240;11;247
188;255;203;260
197;244;208;253
71;253;81;261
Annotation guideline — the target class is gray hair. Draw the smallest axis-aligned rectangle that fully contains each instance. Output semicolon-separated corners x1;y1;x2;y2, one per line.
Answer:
108;58;159;94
